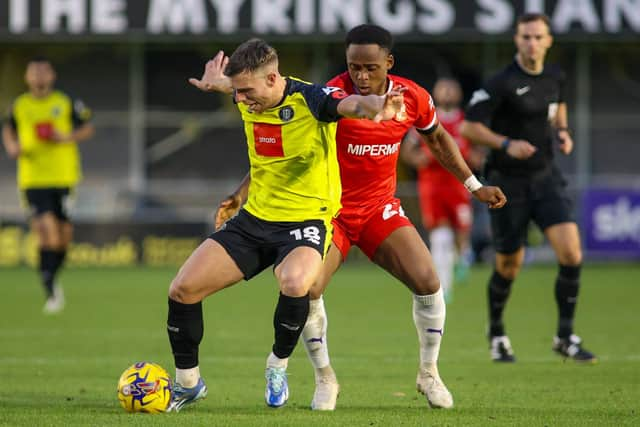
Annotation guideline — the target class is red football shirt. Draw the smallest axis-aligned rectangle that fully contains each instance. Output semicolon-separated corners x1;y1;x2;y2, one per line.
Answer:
327;72;438;209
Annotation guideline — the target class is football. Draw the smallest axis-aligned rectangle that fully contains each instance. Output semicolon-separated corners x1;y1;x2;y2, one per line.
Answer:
117;362;172;413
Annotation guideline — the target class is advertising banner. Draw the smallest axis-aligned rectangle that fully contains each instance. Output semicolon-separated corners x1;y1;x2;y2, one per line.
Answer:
582;189;640;257
0;0;638;42
0;221;209;267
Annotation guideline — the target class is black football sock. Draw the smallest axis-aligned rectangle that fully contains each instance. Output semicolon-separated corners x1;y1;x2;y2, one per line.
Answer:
52;249;67;275
488;270;514;337
555;264;581;339
167;298;204;369
272;293;309;359
39;249;56;298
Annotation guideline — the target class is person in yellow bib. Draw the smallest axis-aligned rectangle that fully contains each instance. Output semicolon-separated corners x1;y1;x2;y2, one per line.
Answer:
2;57;94;314
165;38;406;411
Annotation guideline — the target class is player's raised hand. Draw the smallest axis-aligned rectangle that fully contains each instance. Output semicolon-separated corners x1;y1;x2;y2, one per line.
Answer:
213;193;243;230
373;86;408;123
189;51;233;94
505;139;537;159
557;129;574;154
473;185;507;209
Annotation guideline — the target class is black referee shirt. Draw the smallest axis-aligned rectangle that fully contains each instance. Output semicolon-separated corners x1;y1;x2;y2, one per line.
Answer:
465;60;566;176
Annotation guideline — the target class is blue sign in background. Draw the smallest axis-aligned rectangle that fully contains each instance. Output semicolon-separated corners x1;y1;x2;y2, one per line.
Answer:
582;189;640;256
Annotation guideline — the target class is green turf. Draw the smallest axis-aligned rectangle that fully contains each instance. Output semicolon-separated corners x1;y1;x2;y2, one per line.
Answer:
1;262;639;426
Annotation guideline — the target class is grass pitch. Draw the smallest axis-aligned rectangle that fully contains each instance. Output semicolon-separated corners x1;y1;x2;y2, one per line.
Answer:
0;262;639;426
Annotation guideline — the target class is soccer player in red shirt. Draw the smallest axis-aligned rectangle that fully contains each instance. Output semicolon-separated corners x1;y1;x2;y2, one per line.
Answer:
401;78;484;301
202;26;506;410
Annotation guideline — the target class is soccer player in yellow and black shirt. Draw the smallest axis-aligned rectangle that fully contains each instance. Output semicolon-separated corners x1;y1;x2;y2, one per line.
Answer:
2;57;94;314
165;38;405;411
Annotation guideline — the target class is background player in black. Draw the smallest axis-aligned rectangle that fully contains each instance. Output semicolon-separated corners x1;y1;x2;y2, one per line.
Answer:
460;13;596;363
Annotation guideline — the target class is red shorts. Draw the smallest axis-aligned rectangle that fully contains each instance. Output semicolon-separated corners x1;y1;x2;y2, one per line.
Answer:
332;197;414;260
418;185;472;231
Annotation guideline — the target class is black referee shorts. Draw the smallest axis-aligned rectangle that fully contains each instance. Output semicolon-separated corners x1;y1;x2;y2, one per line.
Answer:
210;209;328;280
23;187;72;221
487;166;575;254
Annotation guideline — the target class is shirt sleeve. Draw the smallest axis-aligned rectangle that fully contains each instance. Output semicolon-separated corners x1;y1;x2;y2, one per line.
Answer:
465;75;504;126
557;68;567;104
71;98;92;127
300;84;348;123
413;85;439;135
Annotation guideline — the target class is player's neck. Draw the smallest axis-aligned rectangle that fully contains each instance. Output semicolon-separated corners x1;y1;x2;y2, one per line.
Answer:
437;105;459;113
515;53;544;75
268;75;288;109
30;88;52;98
373;78;391;96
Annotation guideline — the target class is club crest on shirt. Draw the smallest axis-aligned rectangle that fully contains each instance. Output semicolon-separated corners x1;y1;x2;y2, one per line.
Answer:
51;106;61;118
279;106;294;122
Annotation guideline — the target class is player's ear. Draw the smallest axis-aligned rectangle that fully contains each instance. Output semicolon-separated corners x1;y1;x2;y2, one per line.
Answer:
546;33;554;48
386;53;394;70
265;71;277;87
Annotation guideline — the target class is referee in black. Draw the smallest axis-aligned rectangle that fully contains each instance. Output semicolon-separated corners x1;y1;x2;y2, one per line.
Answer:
460;13;596;363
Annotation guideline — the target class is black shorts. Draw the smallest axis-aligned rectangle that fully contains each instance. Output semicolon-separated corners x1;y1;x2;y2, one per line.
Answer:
23;187;72;221
487;166;574;254
210;209;328;280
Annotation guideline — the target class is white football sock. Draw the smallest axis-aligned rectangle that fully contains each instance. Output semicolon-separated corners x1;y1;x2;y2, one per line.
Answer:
266;351;288;369
430;227;455;295
176;366;200;388
302;296;331;370
413;288;446;365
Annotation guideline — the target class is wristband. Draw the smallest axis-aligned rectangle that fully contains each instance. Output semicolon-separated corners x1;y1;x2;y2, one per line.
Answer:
501;138;510;151
464;175;483;193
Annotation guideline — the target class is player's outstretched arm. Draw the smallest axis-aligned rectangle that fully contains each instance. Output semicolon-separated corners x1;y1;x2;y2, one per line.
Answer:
422;125;506;209
2;124;20;159
337;87;406;122
51;122;95;144
460;120;536;160
422;125;476;183
214;172;250;230
189;51;233;95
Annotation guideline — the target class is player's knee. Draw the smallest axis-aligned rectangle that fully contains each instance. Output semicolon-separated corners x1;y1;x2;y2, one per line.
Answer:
278;271;309;297
495;258;522;280
557;247;582;266
169;275;200;304
412;266;441;294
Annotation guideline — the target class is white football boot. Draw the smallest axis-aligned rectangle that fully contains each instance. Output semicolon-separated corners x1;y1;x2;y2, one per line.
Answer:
416;364;454;409
43;284;65;314
310;366;339;411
